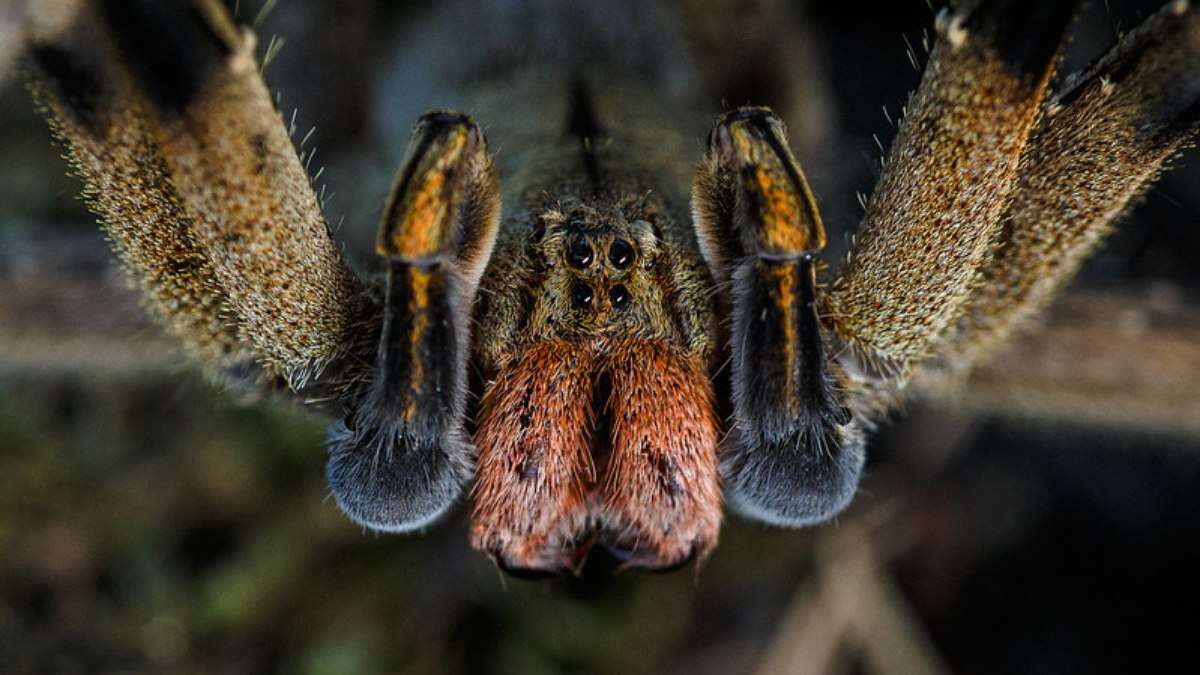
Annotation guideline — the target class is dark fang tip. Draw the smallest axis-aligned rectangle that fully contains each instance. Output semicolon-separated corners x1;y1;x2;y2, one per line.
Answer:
600;540;700;574
494;557;563;580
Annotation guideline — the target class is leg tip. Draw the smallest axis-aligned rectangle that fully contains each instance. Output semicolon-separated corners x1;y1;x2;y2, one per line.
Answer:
325;421;468;533
723;425;866;528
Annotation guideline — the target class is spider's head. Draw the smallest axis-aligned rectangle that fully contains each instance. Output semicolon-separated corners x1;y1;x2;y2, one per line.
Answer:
469;193;724;577
526;196;674;343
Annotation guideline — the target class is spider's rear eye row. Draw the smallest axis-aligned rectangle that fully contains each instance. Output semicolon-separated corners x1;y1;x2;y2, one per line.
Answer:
567;238;593;268
566;238;636;269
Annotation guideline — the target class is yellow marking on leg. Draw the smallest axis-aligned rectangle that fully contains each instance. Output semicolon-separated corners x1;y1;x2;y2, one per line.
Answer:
728;120;826;255
403;267;433;421
379;126;469;260
767;263;798;406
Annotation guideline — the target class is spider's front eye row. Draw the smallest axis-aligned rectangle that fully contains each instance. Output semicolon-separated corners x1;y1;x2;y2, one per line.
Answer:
570;282;633;312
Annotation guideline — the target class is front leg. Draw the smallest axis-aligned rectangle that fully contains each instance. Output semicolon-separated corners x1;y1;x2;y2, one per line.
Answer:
693;108;862;526
328;112;501;532
826;0;1078;377
943;2;1200;370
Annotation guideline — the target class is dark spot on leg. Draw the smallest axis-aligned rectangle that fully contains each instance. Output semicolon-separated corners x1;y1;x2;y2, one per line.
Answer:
98;0;231;113
29;44;105;134
516;387;534;432
166;257;202;275
515;443;543;482
251;133;269;175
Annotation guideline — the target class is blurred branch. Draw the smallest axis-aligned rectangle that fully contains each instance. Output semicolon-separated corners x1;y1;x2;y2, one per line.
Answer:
0;230;181;377
754;512;950;675
919;286;1200;438
5;231;1200;440
753;405;977;675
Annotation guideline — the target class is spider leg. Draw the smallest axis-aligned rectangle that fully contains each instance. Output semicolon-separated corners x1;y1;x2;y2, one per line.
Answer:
26;1;496;530
693;108;864;526
329;112;501;533
91;0;369;388
25;1;258;384
825;0;1079;381
939;1;1200;370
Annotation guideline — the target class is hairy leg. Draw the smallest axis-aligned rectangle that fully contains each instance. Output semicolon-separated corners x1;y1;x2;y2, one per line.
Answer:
825;0;1078;379
941;1;1200;370
25;0;255;382
88;0;366;385
28;1;504;531
328;112;500;533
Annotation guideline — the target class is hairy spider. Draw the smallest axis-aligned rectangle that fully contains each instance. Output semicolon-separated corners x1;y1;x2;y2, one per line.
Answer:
20;0;1200;576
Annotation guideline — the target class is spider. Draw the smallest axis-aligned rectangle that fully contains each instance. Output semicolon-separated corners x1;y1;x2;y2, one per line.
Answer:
19;0;1199;576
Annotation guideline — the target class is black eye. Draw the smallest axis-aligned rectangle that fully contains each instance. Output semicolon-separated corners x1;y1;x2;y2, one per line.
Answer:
609;284;631;311
571;282;594;309
567;238;593;268
608;239;634;269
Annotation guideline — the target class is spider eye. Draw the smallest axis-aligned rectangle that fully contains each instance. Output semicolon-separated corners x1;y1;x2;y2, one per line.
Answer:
609;284;631;311
608;239;635;269
571;281;594;309
567;238;594;268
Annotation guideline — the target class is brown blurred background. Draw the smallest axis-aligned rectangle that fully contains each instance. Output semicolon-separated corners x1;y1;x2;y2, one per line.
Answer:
2;1;1199;673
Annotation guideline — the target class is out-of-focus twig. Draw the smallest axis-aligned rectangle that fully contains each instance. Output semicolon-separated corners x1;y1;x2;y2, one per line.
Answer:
752;403;976;675
919;286;1200;437
0;230;181;377
754;514;951;675
5;231;1200;440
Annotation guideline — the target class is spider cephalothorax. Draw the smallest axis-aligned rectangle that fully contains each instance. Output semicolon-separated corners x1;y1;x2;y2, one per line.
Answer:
22;0;1200;576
